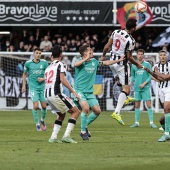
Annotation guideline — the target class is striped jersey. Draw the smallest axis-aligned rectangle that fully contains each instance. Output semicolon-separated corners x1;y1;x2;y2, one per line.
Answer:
153;61;170;89
44;60;66;98
110;29;135;65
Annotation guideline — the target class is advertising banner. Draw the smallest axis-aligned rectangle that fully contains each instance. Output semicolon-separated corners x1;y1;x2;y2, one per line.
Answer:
116;1;170;26
0;1;113;26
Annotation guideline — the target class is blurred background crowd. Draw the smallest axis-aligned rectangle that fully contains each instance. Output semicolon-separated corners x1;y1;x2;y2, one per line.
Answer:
0;26;169;55
1;26;170;84
0;26;169;100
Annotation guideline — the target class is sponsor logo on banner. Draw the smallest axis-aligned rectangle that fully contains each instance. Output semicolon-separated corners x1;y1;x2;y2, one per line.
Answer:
148;2;170;24
0;4;57;22
0;1;113;25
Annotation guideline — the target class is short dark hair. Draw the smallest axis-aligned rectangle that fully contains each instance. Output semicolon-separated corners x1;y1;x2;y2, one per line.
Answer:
126;18;137;30
137;49;145;54
79;44;90;56
34;47;42;52
52;45;62;58
159;50;167;54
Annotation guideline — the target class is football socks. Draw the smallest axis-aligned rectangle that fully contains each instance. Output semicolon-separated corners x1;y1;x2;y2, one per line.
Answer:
63;118;76;137
115;92;127;114
135;108;141;124
80;112;88;132
41;108;47;120
165;113;170;134
86;112;98;126
147;108;153;123
32;110;39;124
51;120;62;139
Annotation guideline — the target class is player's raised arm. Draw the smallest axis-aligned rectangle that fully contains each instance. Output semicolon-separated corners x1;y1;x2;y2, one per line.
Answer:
154;66;170;81
144;67;165;81
74;56;90;67
127;51;143;69
101;55;124;66
101;38;113;60
74;45;92;67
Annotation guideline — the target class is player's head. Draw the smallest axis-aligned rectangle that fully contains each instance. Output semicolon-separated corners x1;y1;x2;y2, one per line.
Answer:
33;47;42;61
159;50;167;63
79;44;93;58
125;18;137;33
136;49;145;61
52;45;62;59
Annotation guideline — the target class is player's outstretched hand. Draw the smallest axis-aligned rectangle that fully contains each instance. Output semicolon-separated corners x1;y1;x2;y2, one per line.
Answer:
139;83;145;89
73;92;80;101
144;67;164;81
153;67;165;81
99;56;105;61
21;87;25;93
38;77;44;82
154;66;159;73
119;55;125;62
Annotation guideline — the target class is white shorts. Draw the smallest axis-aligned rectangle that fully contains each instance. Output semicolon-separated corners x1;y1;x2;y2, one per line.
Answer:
159;88;170;103
109;63;131;85
45;93;75;114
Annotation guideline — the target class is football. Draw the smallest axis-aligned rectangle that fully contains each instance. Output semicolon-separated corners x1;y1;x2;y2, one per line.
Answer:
135;1;147;13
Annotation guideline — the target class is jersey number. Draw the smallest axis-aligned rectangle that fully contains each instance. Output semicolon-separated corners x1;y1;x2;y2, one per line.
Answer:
45;70;54;84
115;39;121;51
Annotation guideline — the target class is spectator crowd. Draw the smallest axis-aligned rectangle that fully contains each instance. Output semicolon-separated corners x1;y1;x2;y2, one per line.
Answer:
0;26;170;78
0;27;169;54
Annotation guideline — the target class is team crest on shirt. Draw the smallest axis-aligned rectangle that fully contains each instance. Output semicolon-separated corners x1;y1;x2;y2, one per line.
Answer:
40;65;43;69
92;62;95;66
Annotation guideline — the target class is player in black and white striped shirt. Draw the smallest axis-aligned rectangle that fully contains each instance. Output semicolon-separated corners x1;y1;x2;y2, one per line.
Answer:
154;60;170;89
145;50;170;142
101;18;143;125
44;45;80;143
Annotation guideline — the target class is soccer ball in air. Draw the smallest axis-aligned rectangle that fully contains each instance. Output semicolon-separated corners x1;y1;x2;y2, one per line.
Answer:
135;1;147;13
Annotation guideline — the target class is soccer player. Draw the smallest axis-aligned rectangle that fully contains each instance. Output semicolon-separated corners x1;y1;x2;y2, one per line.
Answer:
144;50;170;142
101;18;143;125
130;49;157;128
22;47;49;131
44;45;80;143
73;44;125;140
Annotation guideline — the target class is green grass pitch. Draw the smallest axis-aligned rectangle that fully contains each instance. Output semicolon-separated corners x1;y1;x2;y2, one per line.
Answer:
0;110;169;170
